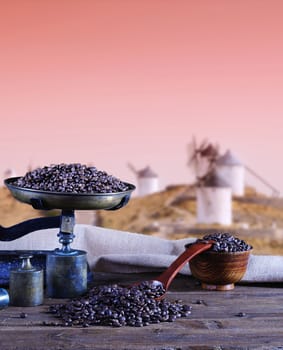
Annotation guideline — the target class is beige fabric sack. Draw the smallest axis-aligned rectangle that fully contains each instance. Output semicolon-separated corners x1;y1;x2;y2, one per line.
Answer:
1;224;282;283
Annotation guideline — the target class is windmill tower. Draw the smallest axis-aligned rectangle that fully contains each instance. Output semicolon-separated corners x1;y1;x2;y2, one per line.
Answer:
128;163;159;196
216;149;245;196
187;136;232;226
196;171;232;225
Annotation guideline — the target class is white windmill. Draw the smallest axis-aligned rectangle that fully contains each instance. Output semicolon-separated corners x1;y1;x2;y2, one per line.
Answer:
187;136;232;226
216;149;245;196
128;163;159;197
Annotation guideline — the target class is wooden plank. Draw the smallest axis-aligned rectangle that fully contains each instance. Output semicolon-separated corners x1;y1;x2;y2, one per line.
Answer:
1;325;283;349
1;274;283;349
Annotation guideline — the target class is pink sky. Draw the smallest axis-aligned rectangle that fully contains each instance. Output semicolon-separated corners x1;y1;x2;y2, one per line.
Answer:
0;0;283;195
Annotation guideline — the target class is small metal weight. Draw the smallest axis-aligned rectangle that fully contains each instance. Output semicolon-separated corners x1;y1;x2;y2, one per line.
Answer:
9;255;44;307
0;288;9;309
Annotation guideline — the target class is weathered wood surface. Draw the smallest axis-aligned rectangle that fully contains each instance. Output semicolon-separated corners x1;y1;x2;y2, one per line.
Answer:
1;272;283;350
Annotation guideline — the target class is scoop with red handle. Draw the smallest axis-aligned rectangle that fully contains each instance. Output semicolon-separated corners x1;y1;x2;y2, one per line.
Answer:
132;240;214;299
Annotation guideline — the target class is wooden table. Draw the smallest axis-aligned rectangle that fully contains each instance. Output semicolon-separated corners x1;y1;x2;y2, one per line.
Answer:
1;272;283;350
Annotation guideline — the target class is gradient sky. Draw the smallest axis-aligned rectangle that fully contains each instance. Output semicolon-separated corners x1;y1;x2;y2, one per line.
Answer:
0;0;283;195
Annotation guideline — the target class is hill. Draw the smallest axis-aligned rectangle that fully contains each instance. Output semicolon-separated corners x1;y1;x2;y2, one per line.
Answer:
96;184;283;255
0;187;45;226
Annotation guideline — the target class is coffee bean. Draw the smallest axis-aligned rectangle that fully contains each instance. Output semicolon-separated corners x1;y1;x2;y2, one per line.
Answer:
48;281;192;328
12;163;129;194
191;233;252;253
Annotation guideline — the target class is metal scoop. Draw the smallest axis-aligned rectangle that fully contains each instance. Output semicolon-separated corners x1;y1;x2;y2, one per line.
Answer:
133;240;214;299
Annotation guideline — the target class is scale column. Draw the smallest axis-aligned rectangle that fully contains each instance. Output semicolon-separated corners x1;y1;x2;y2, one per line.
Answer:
46;210;88;298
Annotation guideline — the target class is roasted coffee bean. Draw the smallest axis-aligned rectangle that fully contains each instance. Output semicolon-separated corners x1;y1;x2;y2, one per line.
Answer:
193;233;252;253
48;281;192;328
12;163;129;194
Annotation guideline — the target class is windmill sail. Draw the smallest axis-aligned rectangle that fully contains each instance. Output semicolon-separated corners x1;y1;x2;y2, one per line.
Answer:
187;136;220;183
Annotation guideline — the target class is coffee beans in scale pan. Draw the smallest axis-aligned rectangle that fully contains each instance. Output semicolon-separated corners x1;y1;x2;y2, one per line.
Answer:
12;163;130;194
188;233;253;291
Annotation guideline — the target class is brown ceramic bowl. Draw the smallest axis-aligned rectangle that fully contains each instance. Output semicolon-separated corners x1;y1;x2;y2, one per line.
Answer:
189;249;252;291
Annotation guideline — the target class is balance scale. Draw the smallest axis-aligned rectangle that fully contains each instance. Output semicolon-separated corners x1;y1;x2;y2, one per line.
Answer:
1;177;135;298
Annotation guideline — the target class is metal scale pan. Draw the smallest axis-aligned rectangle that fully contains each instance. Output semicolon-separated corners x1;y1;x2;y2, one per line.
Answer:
4;177;136;211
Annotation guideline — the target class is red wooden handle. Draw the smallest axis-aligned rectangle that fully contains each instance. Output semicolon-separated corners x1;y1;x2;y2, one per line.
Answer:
156;241;213;290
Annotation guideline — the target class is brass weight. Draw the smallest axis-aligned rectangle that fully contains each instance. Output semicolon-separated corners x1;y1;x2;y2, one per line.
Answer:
9;255;43;306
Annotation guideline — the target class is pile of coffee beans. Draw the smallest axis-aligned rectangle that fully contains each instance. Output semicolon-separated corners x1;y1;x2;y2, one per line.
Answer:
12;163;129;193
195;233;252;253
48;281;192;328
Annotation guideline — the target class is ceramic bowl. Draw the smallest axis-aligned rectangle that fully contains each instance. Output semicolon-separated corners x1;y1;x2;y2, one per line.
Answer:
189;249;252;291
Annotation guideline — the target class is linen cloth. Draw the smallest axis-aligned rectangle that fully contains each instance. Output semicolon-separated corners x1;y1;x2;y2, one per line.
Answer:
1;224;283;283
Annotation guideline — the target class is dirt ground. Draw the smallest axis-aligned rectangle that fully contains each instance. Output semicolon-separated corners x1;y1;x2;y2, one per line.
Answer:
0;187;44;226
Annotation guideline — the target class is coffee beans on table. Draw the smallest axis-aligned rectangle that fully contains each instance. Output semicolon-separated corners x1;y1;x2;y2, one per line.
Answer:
193;233;252;253
12;163;129;193
48;281;192;328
